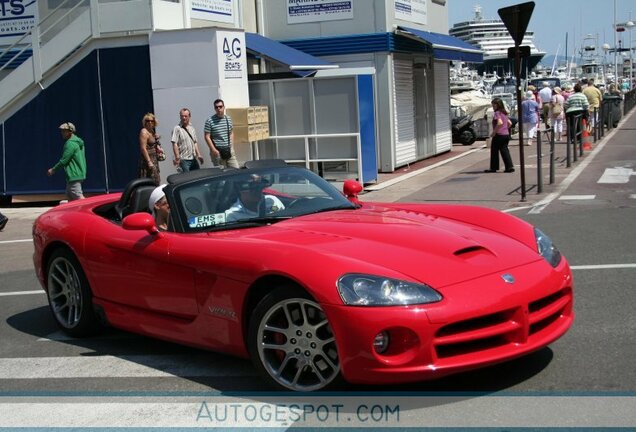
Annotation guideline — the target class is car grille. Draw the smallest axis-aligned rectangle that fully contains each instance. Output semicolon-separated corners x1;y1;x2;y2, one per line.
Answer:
433;288;572;361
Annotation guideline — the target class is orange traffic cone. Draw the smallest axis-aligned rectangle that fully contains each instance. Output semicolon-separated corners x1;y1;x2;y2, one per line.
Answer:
582;119;592;151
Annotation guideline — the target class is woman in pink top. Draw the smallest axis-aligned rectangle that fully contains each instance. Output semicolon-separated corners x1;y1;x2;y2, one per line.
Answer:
485;98;515;173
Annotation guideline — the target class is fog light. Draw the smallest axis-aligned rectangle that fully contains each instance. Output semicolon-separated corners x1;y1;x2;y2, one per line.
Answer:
373;331;390;354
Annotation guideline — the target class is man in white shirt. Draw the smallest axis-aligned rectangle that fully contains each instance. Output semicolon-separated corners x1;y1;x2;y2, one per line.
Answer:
225;175;285;222
538;81;553;126
171;108;204;172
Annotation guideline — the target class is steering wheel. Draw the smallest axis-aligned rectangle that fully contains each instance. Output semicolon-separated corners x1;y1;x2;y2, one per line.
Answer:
286;197;311;209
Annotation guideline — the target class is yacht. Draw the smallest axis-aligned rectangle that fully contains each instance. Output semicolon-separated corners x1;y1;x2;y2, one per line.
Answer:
449;5;546;76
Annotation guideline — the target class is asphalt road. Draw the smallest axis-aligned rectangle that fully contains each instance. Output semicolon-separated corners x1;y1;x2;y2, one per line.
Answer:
0;131;634;427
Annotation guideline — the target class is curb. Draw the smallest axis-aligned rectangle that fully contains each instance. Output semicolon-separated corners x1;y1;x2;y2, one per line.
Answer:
364;145;487;191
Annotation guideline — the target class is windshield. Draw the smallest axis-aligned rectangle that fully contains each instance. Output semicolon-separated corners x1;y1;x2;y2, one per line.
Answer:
172;166;356;232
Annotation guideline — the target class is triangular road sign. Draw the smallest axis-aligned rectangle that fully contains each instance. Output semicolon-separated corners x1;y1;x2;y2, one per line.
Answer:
498;2;535;46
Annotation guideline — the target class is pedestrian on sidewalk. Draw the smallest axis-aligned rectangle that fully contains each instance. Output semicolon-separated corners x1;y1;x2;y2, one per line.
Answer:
485;98;515;173
47;122;87;201
204;99;239;169
521;90;540;146
550;87;565;141
171;108;204;172
138;113;163;186
564;83;589;144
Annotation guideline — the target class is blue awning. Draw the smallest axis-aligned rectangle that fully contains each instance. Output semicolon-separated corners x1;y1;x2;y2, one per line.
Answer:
395;27;483;63
246;32;338;77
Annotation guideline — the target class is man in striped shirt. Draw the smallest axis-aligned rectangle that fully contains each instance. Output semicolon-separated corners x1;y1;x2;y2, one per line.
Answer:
564;83;589;144
204;99;239;168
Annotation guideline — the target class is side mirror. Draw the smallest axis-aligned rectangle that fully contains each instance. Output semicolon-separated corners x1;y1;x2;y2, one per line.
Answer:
123;212;162;236
343;179;363;205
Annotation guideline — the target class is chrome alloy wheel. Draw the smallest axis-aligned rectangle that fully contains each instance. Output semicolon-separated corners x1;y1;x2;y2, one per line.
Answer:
47;256;84;329
256;298;340;391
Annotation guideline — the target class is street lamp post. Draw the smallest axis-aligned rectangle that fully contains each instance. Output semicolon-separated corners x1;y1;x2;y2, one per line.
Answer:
626;21;634;89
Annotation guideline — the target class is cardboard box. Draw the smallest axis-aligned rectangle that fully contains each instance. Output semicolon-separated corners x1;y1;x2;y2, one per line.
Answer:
257;122;269;140
226;107;256;125
233;124;260;143
256;106;269;123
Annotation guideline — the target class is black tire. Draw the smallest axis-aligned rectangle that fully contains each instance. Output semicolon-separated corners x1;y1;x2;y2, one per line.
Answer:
46;248;100;337
460;130;476;145
247;285;342;391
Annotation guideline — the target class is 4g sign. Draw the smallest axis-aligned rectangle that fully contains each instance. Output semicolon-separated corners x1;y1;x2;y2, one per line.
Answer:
219;34;243;79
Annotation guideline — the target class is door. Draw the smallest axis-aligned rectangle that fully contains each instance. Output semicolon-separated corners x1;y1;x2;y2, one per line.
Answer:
83;220;199;319
393;56;417;166
414;63;436;158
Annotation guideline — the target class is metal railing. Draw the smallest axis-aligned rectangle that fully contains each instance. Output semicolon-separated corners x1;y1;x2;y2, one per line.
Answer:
252;133;363;182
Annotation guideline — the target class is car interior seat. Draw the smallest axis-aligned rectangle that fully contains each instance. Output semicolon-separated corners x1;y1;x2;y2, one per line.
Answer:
115;178;158;219
125;185;157;217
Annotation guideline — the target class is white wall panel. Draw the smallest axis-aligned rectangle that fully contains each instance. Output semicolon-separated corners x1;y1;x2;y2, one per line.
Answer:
393;57;416;166
434;61;451;153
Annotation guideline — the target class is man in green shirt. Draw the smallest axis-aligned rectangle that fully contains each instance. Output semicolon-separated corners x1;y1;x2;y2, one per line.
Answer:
47;122;87;201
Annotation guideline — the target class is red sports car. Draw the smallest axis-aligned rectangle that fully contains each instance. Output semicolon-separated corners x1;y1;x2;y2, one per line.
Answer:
32;160;574;391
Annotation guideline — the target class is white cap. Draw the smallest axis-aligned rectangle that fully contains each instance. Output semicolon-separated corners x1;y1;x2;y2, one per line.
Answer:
148;184;167;213
526;90;534;99
59;122;76;133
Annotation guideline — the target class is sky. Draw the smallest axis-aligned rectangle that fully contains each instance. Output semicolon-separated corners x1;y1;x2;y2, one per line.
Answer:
448;0;636;65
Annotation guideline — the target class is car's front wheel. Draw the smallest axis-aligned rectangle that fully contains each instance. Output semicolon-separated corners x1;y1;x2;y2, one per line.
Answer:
46;248;100;337
248;286;341;391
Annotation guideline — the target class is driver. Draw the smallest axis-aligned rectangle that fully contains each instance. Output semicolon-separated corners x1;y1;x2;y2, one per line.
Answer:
225;174;285;222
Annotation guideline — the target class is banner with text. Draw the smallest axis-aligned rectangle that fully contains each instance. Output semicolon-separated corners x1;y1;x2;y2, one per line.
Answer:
0;0;38;46
287;0;353;24
191;0;235;24
395;0;427;26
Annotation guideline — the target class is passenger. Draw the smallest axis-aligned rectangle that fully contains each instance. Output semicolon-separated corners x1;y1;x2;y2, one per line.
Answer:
47;122;87;201
521;90;540;146
484;98;515;173
148;184;170;231
550;87;565;141
225;175;285;222
138;113;163;186
171;108;204;172
204;99;240;169
564;83;589;144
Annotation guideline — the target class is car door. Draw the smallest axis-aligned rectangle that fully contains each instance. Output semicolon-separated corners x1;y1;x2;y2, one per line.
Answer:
82;218;199;319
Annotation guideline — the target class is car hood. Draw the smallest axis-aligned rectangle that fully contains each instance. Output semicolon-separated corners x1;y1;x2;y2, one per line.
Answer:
250;205;542;288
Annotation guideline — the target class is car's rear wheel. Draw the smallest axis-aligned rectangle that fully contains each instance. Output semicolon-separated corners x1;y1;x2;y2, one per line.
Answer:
46;248;99;337
248;286;341;391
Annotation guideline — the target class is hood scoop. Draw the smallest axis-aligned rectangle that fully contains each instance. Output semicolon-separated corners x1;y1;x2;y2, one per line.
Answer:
453;245;497;266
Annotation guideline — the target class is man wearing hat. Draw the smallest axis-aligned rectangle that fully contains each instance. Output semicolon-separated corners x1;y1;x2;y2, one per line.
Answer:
225;174;285;222
47;122;87;201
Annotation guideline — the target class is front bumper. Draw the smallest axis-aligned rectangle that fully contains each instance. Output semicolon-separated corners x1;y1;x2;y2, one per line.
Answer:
323;259;574;385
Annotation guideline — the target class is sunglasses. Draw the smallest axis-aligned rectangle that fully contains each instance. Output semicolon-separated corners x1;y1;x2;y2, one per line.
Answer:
214;105;224;109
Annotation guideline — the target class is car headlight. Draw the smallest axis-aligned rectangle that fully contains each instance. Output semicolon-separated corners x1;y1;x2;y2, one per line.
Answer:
535;227;562;268
337;274;442;306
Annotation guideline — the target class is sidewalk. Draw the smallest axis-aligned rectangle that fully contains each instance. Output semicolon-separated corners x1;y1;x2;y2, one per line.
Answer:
363;111;635;212
1;111;633;220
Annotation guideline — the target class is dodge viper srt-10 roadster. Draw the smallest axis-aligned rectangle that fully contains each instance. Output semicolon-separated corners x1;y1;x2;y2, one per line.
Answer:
33;159;574;391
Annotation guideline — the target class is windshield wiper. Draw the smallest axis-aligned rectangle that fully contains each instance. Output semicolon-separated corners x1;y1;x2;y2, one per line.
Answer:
307;204;358;215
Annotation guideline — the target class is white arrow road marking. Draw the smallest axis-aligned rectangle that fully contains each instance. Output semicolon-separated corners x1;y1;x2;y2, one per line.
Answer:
598;167;635;184
0;355;257;379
